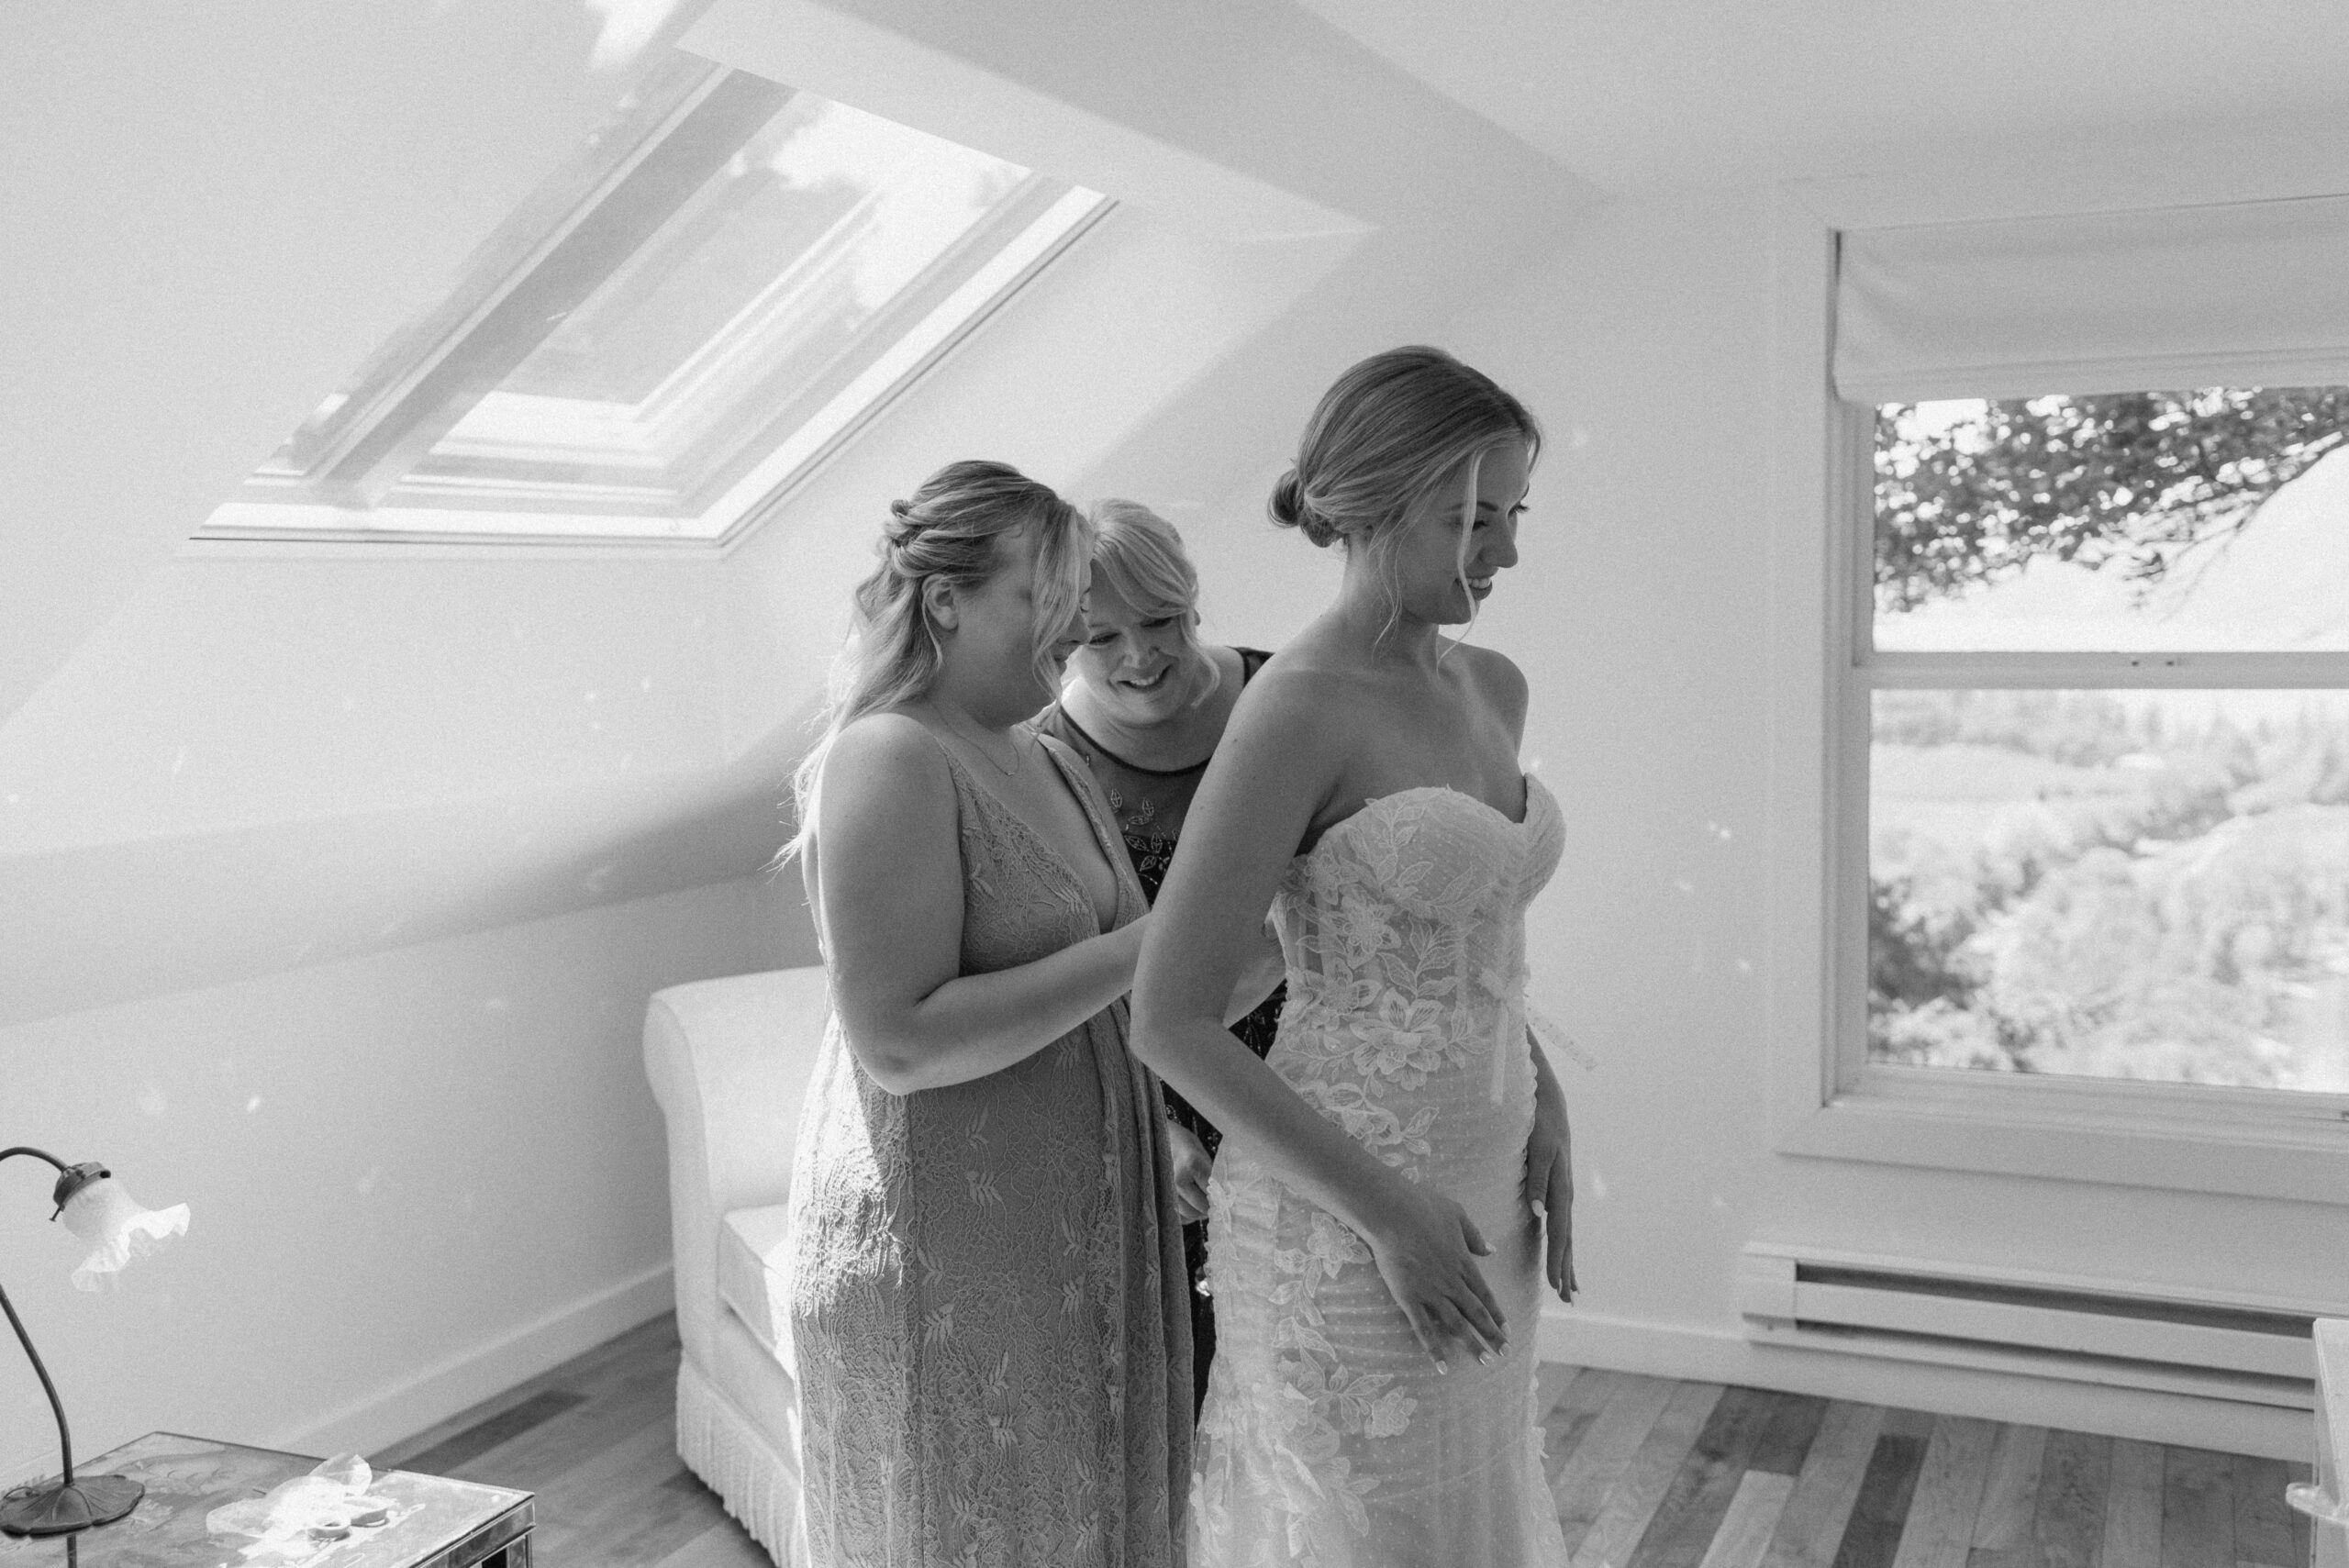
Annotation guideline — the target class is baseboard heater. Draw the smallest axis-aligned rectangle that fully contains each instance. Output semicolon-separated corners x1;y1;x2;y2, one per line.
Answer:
1739;1243;2326;1410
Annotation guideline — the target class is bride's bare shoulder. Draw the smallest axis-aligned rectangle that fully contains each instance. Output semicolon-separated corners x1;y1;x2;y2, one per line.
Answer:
1226;648;1375;728
1446;641;1530;731
1202;657;1371;803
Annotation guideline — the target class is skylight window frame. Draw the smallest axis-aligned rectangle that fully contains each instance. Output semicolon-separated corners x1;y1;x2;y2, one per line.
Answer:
196;56;1113;551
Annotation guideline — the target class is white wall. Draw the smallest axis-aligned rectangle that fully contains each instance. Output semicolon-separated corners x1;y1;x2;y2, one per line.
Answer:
0;0;632;723
0;873;815;1485
1430;185;2349;1457
0;549;799;1027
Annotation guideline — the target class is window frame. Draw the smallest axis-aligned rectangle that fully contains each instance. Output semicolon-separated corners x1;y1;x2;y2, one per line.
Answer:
193;56;1114;553
1766;189;2349;1205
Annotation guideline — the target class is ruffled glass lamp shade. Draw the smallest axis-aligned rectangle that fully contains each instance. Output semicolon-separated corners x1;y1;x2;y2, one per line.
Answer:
58;1173;189;1291
1;1150;188;1538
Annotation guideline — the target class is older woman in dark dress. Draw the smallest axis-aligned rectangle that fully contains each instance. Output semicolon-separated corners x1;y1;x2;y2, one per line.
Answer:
1032;500;1286;1411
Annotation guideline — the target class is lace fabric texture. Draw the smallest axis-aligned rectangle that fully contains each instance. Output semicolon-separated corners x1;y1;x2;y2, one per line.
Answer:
787;735;1192;1568
1191;778;1568;1568
1034;652;1285;1415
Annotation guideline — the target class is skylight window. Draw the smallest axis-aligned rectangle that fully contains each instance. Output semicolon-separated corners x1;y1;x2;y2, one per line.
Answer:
200;57;1109;546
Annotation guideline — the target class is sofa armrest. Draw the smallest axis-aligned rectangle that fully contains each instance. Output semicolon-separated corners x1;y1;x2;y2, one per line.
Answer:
643;965;831;1369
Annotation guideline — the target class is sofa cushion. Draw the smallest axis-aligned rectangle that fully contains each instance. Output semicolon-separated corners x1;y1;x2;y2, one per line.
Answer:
718;1204;794;1369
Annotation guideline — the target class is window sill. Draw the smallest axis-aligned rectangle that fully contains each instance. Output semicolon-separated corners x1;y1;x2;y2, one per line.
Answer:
1776;1065;2349;1204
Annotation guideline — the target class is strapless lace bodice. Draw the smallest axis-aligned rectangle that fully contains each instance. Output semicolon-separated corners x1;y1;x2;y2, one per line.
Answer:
1271;779;1563;1168
1192;776;1567;1567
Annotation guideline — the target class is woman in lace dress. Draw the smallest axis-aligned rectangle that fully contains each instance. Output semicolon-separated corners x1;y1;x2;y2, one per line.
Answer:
784;462;1189;1567
1131;349;1578;1566
1032;500;1288;1412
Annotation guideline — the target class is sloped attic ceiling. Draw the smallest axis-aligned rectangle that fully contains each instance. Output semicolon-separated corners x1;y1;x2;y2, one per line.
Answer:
0;0;1593;1027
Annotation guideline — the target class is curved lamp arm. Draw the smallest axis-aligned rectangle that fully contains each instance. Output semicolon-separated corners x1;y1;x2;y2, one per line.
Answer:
0;1148;109;1218
0;1276;77;1498
2;1147;82;1521
1;1145;152;1537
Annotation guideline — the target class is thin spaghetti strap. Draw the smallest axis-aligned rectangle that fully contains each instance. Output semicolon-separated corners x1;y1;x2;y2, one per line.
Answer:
915;721;1117;929
932;734;986;809
920;723;976;793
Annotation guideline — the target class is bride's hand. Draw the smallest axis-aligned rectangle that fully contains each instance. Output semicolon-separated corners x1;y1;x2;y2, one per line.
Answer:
1166;1120;1213;1224
1526;1066;1576;1303
1364;1183;1507;1373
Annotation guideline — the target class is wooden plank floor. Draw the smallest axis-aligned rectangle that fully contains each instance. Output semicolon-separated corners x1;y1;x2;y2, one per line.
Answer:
371;1318;2316;1567
372;1315;769;1568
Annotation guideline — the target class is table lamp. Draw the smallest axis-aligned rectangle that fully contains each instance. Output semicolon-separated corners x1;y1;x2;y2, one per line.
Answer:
1;1146;189;1538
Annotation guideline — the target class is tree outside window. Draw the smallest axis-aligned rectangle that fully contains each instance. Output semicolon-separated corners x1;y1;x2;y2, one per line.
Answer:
1865;388;2349;1094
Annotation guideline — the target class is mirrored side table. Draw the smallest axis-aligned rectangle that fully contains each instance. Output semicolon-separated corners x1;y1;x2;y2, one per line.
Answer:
0;1432;531;1568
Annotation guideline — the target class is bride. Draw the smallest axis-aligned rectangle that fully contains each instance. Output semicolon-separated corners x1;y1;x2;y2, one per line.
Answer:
1132;346;1576;1565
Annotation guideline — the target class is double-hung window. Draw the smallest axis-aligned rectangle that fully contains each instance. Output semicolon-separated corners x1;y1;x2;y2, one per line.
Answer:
1802;193;2349;1195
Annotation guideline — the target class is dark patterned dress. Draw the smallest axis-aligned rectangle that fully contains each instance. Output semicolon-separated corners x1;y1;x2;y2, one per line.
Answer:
1034;650;1285;1412
787;732;1191;1567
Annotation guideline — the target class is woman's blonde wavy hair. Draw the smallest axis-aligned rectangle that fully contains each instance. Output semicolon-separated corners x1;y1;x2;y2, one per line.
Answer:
1088;498;1202;645
785;460;1090;861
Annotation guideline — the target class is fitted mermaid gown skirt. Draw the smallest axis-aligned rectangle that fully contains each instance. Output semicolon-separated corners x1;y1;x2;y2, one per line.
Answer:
1190;778;1569;1567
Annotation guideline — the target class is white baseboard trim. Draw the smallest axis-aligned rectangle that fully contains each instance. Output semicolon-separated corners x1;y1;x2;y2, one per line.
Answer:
274;1262;677;1461
1536;1303;2311;1462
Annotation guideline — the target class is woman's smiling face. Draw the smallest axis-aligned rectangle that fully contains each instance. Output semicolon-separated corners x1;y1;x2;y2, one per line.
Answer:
1383;439;1531;626
1068;573;1201;729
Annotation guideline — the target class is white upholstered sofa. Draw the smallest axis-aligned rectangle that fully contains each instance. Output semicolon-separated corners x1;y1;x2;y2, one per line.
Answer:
643;964;832;1565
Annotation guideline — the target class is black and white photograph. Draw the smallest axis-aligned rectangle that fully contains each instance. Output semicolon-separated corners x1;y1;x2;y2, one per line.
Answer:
6;2;2349;1564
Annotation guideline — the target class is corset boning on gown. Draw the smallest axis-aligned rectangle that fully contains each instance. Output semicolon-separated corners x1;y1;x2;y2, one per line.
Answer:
1190;775;1570;1567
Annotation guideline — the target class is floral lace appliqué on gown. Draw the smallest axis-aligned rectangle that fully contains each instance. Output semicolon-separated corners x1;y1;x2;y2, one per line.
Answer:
1190;777;1567;1568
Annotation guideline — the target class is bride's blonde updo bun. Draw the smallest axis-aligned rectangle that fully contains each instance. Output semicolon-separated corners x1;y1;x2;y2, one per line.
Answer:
786;460;1089;857
1271;346;1540;562
1268;469;1344;549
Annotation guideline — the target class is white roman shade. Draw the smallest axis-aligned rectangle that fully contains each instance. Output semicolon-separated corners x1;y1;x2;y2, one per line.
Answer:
1833;194;2349;404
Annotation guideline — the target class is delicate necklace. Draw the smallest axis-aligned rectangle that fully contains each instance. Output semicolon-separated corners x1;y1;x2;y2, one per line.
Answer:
934;705;1028;779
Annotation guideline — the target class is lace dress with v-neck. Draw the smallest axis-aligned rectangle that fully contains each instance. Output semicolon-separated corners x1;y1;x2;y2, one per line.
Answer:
787;732;1192;1568
1190;776;1567;1567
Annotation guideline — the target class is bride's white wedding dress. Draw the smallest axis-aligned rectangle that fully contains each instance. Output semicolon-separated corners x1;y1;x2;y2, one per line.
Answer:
1191;776;1568;1566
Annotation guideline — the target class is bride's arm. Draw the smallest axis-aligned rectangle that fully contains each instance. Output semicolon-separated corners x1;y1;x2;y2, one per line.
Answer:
809;714;1147;1095
1132;673;1508;1372
1221;916;1286;1026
